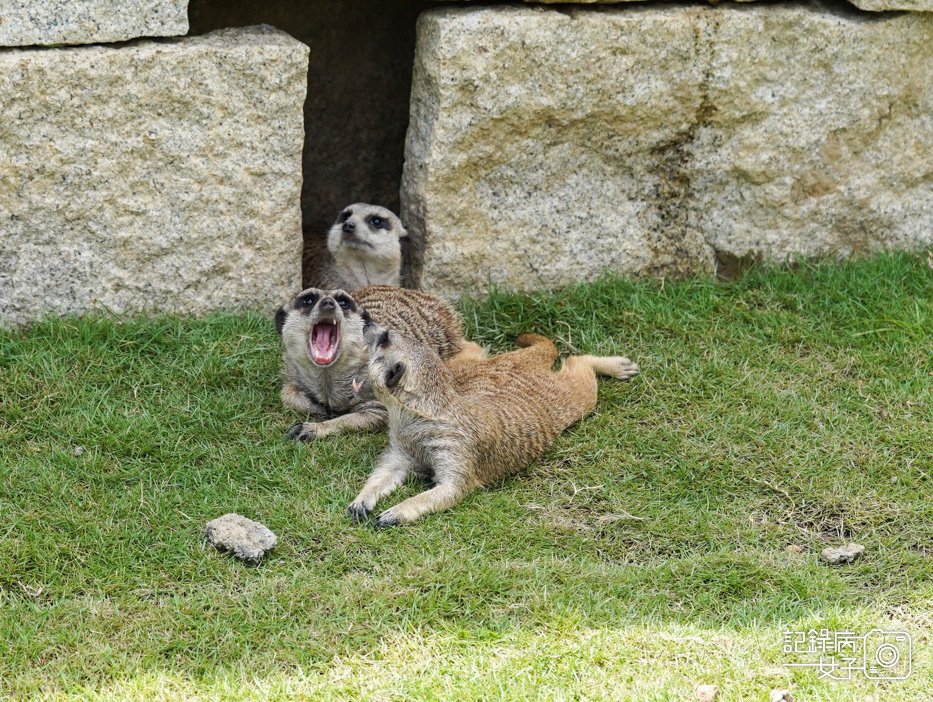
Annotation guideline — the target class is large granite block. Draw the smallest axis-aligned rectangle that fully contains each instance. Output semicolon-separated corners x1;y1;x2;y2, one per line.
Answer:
402;5;933;295
522;0;933;14
0;27;308;325
0;0;189;47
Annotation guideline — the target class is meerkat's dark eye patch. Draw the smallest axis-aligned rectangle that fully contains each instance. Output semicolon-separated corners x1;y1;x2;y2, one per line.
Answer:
297;292;319;310
360;310;373;328
338;209;352;223
368;215;388;231
384;362;405;389
378;330;391;349
336;294;356;312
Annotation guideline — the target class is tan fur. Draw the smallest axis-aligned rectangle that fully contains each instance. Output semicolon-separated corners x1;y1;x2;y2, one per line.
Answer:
348;329;638;526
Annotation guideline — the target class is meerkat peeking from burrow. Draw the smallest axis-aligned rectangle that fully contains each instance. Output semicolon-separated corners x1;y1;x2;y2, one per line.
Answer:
348;325;639;527
275;285;481;442
319;203;407;291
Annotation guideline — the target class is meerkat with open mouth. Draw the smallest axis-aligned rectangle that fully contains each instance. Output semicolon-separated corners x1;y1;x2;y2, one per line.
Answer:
348;325;638;527
275;285;480;441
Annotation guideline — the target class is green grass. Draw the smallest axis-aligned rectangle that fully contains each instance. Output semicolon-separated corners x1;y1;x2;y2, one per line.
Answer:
0;254;930;701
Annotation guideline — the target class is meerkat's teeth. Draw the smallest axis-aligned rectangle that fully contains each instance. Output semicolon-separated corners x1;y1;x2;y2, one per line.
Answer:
277;285;467;442
308;321;340;365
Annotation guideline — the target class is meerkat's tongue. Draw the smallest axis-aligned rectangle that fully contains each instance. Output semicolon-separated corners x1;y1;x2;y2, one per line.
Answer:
310;321;339;365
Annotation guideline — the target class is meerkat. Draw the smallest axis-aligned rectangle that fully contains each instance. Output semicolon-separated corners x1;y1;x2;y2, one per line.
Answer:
348;325;639;527
317;203;407;291
275;285;481;441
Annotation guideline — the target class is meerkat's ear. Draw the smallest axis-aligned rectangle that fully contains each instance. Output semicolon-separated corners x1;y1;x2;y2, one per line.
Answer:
274;306;287;336
384;362;406;389
378;330;391;349
360;309;373;328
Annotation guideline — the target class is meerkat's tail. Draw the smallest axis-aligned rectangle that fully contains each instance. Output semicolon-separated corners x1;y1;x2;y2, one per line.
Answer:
515;333;552;348
515;333;559;366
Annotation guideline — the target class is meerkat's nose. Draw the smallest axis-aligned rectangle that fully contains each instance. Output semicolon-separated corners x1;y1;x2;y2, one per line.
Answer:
320;297;336;312
342;220;356;234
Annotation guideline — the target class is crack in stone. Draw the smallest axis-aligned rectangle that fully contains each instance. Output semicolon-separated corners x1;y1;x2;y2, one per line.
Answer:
646;14;720;278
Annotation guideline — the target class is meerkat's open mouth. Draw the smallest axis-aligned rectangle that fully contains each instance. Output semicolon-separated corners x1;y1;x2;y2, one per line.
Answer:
308;321;340;366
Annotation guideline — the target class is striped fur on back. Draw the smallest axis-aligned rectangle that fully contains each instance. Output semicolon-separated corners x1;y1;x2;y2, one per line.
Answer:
354;286;464;360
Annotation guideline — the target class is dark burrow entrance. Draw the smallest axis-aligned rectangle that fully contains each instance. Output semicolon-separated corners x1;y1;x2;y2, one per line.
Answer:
187;0;440;288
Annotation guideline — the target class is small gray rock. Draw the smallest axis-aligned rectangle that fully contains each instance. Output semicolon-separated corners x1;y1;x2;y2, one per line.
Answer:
820;543;865;565
769;690;794;702
205;513;277;563
695;684;719;701
73;446;85;457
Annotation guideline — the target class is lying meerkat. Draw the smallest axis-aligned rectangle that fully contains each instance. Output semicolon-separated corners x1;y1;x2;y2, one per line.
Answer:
348;326;639;527
275;285;479;441
318;203;407;290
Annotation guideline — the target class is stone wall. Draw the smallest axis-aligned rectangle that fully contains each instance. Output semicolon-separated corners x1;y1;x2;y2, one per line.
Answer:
524;0;932;11
0;27;308;325
0;0;189;46
402;3;933;296
1;0;930;323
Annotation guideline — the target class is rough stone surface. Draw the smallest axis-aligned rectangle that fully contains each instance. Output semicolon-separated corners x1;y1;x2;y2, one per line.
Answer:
820;543;865;565
520;0;933;13
205;513;278;563
695;684;719;701
0;0;189;47
403;5;933;296
848;0;933;9
0;27;307;326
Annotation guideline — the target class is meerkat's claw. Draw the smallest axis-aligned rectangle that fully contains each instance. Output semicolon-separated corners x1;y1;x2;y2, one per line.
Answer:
347;502;371;523
285;422;318;443
613;358;639;381
375;509;401;529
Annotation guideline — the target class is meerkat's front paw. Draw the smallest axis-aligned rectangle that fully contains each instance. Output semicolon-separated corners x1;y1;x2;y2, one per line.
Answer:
347;501;372;523
374;507;402;529
608;357;639;381
285;422;319;442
